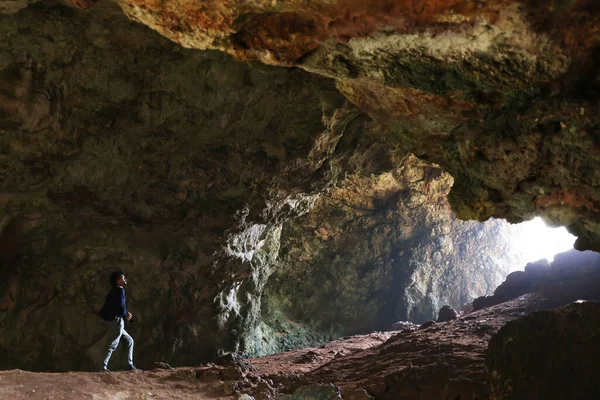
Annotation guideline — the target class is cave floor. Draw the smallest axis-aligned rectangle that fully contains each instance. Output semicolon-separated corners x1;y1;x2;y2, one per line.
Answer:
0;294;554;400
0;367;217;400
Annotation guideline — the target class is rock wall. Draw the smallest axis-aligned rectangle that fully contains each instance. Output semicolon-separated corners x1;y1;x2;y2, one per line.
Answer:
89;0;600;251
473;249;600;311
2;1;598;373
249;156;526;356
0;2;384;371
487;302;600;400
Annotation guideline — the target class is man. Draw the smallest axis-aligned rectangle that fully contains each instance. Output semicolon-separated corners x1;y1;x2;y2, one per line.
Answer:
98;270;138;372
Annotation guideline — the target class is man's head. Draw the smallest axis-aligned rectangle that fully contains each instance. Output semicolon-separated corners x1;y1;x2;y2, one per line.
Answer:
110;270;127;288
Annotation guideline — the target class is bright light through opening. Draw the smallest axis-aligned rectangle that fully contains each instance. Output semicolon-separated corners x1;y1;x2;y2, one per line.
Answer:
510;217;576;265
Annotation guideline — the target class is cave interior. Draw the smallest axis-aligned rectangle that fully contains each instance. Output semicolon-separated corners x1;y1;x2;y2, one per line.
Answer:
0;1;599;399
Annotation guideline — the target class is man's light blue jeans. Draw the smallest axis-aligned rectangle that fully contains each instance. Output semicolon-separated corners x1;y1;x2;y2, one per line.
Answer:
102;317;134;368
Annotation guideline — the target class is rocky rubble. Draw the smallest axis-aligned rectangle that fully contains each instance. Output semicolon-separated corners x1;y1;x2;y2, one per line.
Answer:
386;321;419;332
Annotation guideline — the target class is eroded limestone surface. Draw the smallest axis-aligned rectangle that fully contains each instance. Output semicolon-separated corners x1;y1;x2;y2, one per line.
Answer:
254;156;526;355
487;301;600;400
100;0;600;250
0;2;381;371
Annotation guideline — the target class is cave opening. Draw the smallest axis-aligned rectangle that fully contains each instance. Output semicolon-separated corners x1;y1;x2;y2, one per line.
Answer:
251;213;586;359
505;217;576;268
253;166;583;358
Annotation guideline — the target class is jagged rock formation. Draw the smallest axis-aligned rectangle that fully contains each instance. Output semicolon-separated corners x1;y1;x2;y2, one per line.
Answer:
6;3;600;251
250;156;526;356
487;301;600;400
473;249;600;310
70;0;600;251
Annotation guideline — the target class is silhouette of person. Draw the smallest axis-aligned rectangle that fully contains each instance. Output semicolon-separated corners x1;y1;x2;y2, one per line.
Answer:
98;270;137;372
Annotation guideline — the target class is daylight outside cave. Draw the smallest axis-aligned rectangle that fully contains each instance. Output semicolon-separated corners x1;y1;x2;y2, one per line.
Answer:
1;1;600;399
508;217;576;267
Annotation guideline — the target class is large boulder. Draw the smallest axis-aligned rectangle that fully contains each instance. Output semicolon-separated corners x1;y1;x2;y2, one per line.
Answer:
436;305;458;322
486;302;600;400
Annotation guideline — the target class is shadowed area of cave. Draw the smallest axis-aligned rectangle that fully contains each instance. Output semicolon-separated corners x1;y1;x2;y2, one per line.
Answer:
1;1;600;399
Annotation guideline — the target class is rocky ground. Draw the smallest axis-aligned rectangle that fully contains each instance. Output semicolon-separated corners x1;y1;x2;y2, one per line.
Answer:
1;285;598;399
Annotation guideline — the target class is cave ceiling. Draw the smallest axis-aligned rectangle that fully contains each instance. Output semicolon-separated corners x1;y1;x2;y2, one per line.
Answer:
11;0;599;249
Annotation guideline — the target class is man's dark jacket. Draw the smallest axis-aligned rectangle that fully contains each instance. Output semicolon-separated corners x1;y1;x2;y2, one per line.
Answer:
98;287;128;321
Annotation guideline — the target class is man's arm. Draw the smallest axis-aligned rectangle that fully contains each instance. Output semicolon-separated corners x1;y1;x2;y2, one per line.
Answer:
119;288;128;318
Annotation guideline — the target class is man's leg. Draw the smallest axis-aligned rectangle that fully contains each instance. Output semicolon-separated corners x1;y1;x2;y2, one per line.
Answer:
121;328;135;367
101;318;124;370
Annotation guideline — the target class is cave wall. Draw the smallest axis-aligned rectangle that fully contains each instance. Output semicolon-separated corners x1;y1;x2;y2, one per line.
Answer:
0;2;391;371
2;0;599;372
249;155;526;356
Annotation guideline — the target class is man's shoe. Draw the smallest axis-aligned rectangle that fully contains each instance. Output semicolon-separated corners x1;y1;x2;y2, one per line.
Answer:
126;364;138;371
100;367;111;372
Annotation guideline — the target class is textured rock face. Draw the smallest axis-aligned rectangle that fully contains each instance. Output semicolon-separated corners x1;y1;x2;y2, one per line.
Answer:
102;0;600;250
2;0;600;374
436;305;458;322
0;2;384;371
473;249;600;310
0;0;37;14
486;302;600;400
251;156;527;356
